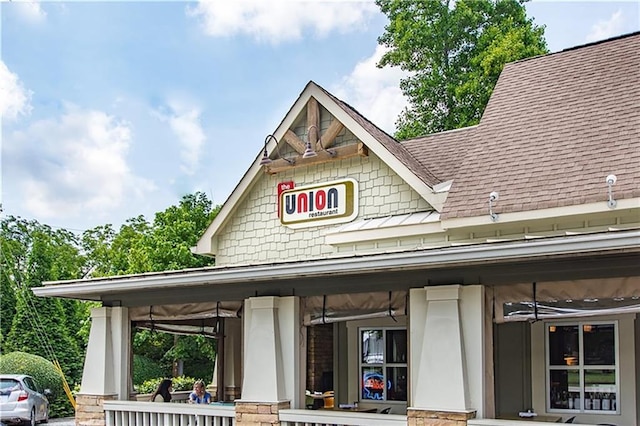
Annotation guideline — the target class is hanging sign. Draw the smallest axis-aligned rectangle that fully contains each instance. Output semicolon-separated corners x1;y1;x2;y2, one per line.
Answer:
279;178;358;228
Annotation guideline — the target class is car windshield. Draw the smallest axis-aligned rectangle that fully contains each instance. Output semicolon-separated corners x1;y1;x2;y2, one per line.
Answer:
0;379;21;392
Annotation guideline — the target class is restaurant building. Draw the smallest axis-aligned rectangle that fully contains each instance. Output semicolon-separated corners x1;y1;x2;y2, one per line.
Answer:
35;33;640;426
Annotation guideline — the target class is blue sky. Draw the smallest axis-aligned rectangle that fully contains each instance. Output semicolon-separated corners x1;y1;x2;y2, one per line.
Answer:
1;1;638;233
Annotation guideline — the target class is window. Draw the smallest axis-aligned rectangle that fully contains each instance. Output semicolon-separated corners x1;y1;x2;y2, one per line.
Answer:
359;327;407;402
546;321;618;414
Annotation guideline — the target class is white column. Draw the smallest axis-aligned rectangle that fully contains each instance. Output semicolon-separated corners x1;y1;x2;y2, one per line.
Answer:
241;296;285;402
277;296;304;408
110;307;130;400
80;307;115;395
239;296;301;404
410;285;475;411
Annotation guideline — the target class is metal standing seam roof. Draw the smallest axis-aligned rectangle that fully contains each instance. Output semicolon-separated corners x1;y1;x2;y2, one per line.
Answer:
330;211;440;233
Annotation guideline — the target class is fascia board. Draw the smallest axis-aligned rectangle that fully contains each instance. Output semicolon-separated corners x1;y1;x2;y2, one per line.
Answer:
34;230;640;301
325;222;445;245
309;87;442;211
193;85;317;255
441;198;640;230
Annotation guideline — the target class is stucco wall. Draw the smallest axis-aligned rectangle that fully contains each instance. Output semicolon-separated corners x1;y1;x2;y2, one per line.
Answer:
214;144;431;266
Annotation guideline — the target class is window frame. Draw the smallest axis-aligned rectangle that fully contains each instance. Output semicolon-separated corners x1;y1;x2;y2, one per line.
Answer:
358;326;407;403
545;320;620;415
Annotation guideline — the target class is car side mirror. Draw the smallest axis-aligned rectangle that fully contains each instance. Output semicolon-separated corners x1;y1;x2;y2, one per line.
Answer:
44;389;52;396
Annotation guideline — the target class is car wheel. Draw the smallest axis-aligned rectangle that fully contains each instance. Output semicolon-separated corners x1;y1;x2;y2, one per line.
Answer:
25;408;36;426
39;407;49;424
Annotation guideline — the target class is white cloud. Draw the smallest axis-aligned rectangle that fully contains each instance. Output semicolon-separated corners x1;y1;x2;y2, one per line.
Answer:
188;0;379;44
586;9;625;43
332;45;409;134
11;0;47;23
154;100;206;175
3;106;156;222
0;61;33;121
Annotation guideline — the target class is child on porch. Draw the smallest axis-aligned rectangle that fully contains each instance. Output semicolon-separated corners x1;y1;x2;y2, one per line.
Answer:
189;380;212;404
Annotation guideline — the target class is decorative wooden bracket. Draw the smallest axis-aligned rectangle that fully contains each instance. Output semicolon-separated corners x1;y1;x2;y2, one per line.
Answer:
262;97;360;174
264;142;368;174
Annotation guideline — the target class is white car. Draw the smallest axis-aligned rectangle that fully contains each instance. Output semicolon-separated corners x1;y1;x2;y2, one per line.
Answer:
0;374;50;426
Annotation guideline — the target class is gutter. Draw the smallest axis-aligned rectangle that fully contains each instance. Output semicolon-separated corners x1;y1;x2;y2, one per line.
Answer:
33;230;640;300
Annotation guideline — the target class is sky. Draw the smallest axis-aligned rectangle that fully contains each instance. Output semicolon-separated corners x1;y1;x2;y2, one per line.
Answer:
1;0;638;233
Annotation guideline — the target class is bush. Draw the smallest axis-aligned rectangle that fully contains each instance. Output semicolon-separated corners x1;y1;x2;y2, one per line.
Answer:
133;354;168;386
136;375;196;394
0;351;74;418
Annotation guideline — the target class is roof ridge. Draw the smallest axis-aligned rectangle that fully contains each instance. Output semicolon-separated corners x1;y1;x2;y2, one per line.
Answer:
511;30;640;66
401;124;480;143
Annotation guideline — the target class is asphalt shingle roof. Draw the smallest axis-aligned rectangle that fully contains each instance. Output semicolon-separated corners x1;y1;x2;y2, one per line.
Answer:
440;32;640;219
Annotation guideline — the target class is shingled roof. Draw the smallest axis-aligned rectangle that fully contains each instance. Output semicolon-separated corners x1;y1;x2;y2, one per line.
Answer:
402;126;478;183
433;32;640;219
318;85;441;188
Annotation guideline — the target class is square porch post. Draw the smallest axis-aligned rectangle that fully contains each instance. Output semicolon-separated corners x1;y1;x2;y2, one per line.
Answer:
236;296;304;425
408;285;488;425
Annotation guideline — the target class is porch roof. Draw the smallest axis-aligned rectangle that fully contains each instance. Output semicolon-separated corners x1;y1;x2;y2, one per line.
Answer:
34;229;640;307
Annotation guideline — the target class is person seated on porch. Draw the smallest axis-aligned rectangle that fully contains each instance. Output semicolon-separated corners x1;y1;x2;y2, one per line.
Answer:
189;380;212;404
151;379;173;402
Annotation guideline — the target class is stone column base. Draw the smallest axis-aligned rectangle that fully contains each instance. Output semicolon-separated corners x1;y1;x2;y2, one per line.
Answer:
75;394;117;426
408;408;476;426
235;400;290;425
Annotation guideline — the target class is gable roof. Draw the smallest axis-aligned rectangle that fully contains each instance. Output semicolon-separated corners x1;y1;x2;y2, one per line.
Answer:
440;32;640;219
195;33;640;256
318;86;440;187
193;81;444;256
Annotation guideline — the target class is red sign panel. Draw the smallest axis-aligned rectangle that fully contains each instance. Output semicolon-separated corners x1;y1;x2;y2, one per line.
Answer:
277;181;294;217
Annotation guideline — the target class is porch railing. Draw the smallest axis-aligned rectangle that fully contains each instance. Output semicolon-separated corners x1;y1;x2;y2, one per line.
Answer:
103;400;235;426
102;401;595;426
279;408;407;426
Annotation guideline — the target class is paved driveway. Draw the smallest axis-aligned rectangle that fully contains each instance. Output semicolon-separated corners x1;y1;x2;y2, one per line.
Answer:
45;418;75;425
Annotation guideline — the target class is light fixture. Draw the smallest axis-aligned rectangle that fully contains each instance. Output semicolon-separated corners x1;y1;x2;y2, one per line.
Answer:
260;135;275;165
302;125;319;158
260;134;294;166
488;191;499;222
606;174;617;208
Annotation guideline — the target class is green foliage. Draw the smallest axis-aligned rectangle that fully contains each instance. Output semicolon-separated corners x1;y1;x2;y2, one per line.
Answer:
0;351;73;418
137;375;196;394
376;0;548;138
166;335;216;381
0;217;85;384
83;192;219;276
2;192;222;402
133;354;170;386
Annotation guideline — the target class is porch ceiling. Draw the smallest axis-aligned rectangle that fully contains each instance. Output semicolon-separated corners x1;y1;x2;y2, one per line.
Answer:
33;230;640;308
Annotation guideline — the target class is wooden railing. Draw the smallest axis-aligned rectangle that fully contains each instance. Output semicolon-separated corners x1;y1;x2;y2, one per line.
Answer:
134;391;192;403
103;400;235;426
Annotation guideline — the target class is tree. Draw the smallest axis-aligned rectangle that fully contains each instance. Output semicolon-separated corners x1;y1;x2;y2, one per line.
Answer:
80;192;221;382
0;217;86;384
376;0;548;139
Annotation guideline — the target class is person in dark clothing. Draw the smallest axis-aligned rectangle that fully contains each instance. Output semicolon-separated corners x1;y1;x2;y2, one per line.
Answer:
151;379;173;402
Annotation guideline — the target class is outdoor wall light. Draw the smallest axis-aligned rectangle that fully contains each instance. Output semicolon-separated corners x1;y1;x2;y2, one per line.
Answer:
259;135;275;165
302;125;319;159
606;174;617;209
302;124;337;159
260;134;294;166
489;191;499;222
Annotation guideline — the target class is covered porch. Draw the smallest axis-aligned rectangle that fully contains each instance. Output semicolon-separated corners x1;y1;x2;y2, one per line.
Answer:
35;230;640;426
